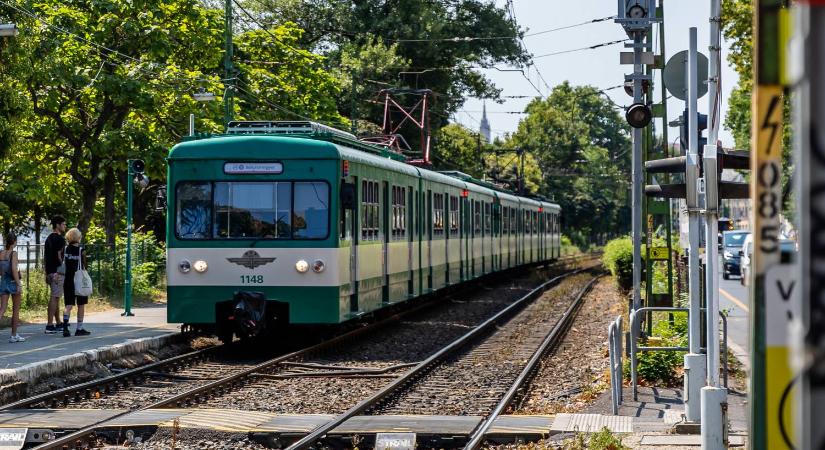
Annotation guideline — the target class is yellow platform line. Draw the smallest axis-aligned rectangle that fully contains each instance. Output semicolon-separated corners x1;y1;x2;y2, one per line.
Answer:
720;288;749;313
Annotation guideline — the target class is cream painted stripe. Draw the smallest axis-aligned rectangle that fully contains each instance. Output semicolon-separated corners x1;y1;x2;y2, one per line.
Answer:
720;287;749;313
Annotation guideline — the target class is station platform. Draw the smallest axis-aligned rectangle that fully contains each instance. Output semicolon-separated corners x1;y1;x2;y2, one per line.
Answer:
584;385;749;447
0;305;179;400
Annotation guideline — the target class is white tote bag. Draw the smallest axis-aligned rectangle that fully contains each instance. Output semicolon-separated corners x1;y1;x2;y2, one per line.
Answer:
74;248;93;297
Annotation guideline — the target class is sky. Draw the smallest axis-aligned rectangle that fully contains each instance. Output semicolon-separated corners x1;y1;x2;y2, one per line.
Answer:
454;0;737;148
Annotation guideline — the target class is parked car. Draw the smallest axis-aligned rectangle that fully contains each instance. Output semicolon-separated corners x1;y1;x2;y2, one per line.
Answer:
722;230;750;280
739;237;796;286
740;234;753;286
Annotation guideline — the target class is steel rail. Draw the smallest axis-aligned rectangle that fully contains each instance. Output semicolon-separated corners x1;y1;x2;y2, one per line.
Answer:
463;275;601;450
285;266;597;450
34;256;597;449
1;342;222;411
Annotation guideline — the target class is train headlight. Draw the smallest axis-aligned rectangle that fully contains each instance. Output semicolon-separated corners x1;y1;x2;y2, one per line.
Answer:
295;259;309;273
193;260;208;273
312;259;325;273
179;260;192;273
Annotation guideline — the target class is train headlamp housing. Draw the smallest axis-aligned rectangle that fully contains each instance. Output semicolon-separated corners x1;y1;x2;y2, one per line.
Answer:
193;260;208;273
295;259;309;273
179;260;192;273
312;260;325;273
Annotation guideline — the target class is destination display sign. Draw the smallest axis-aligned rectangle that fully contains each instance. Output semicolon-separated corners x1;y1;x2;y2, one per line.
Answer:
223;162;283;174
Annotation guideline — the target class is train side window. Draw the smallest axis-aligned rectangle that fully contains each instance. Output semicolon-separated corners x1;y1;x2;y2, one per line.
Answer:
484;202;491;235
526;210;532;235
473;201;481;235
176;182;212;239
510;208;516;235
503;206;509;234
449;196;459;237
433;193;445;236
293;182;329;239
392;186;407;240
362;180;379;241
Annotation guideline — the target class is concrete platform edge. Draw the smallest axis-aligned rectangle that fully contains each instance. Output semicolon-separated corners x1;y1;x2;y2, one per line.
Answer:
0;332;181;388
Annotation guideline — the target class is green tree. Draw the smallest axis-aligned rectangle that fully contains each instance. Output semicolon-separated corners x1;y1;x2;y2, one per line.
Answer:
721;0;793;215
235;23;349;126
244;0;528;129
507;82;631;240
2;0;225;236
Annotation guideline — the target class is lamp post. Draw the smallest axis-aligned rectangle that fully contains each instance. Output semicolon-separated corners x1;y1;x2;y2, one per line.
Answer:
123;159;147;317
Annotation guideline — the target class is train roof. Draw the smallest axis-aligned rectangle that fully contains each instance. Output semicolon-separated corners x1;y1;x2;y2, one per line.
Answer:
170;122;559;211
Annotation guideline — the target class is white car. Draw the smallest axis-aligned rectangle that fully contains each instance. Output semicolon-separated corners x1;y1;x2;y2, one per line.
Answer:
739;234;753;286
739;236;797;286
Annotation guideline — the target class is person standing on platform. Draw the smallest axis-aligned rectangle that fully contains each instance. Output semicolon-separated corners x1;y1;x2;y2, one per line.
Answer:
43;215;66;334
62;228;90;337
0;233;25;343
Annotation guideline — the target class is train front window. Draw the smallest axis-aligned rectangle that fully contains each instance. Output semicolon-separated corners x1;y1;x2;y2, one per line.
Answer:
214;182;292;239
175;181;329;240
176;182;212;239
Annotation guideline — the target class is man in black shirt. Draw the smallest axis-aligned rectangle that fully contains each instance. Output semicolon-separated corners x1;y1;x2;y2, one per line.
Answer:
43;215;66;334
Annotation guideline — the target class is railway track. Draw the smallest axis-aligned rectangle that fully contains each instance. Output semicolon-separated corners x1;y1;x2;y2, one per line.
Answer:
16;255;598;449
285;271;600;450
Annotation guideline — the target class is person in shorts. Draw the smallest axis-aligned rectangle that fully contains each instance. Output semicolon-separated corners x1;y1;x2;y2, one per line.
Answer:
62;228;90;337
44;215;66;334
0;233;25;342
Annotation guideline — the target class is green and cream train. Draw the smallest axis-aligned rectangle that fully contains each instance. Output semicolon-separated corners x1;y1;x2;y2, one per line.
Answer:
166;121;561;341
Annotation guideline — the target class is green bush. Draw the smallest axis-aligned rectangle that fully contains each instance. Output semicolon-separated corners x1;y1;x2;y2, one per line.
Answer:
84;227;166;299
561;234;582;256
603;237;633;291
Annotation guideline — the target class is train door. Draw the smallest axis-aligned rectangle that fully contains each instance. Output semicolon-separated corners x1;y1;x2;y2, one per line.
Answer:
444;192;450;284
348;178;360;315
408;186;414;297
382;181;389;303
426;189;433;291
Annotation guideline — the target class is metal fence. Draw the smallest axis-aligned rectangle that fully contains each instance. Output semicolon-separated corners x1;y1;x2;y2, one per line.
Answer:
11;241;165;305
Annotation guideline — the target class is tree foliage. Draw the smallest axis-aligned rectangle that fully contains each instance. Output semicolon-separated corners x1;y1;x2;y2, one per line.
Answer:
507;82;631;239
245;0;528;127
721;0;793;215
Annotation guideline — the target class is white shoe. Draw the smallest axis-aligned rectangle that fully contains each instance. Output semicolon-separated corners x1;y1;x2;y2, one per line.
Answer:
9;335;25;343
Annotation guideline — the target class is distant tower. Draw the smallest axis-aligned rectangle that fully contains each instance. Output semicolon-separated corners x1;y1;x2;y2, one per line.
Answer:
479;102;491;143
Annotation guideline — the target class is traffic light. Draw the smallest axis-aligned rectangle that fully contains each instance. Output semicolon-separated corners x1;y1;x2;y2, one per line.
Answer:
679;109;708;154
644;147;750;201
621;0;653;19
626;103;653;128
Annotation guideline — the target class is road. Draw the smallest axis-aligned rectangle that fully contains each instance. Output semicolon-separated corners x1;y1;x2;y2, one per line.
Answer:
719;268;750;369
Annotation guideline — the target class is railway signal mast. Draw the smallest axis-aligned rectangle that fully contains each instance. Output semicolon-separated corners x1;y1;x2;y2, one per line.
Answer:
615;0;658;360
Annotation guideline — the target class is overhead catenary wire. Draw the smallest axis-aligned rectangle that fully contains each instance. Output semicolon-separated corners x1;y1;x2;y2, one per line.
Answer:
386;15;615;43
533;39;629;59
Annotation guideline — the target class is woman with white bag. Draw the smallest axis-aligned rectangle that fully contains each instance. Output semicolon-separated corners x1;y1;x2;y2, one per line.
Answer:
62;228;92;337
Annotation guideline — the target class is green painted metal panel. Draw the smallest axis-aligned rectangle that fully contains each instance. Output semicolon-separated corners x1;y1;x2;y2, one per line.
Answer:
167;285;341;324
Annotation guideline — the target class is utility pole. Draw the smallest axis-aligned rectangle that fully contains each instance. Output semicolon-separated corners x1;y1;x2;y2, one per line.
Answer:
683;27;706;424
631;28;644;327
793;2;825;449
700;0;727;446
223;0;234;127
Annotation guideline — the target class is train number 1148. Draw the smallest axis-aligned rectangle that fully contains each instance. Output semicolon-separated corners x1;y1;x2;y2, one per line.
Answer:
240;275;264;284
